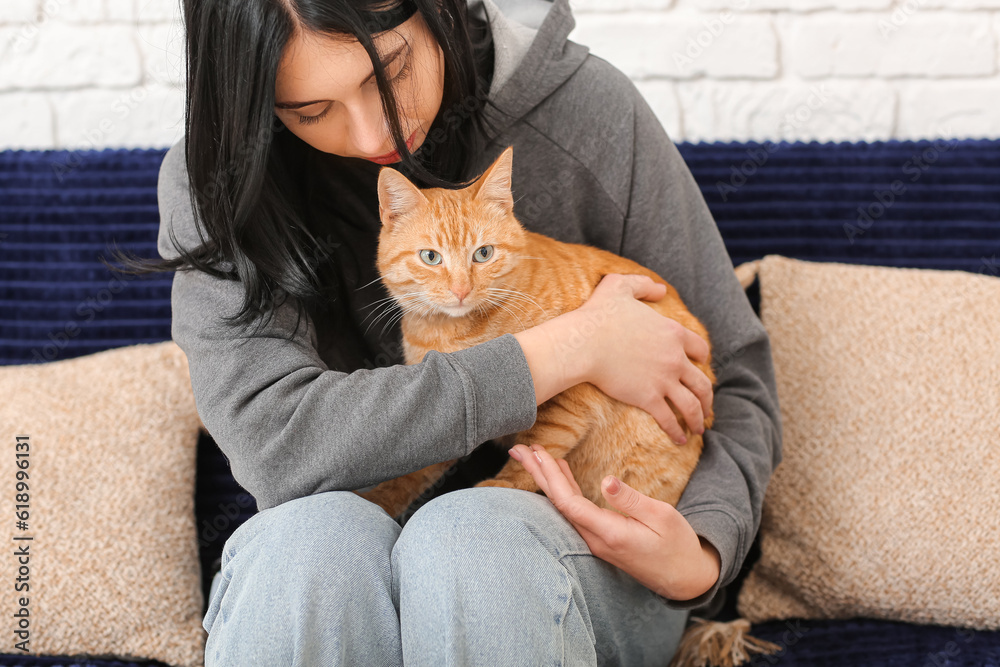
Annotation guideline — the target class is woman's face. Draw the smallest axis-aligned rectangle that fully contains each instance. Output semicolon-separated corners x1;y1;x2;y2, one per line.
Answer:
274;12;445;165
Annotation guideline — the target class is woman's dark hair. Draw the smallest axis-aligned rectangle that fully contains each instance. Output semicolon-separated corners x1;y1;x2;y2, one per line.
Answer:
104;0;497;336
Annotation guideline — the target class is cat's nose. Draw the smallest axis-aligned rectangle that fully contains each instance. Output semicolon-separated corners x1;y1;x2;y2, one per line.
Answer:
450;285;471;303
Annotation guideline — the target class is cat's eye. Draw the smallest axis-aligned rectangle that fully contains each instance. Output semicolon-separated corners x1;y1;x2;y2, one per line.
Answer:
419;249;442;266
473;245;494;263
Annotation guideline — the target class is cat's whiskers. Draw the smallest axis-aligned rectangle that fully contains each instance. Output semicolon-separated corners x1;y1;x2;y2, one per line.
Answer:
480;289;538;325
359;295;403;312
354;275;386;292
480;295;529;332
363;293;425;334
486;287;549;319
361;292;422;325
406;296;438;324
485;292;534;323
414;301;435;326
381;310;407;337
361;299;405;328
364;305;403;335
495;301;530;332
492;293;542;318
360;291;423;312
381;297;433;337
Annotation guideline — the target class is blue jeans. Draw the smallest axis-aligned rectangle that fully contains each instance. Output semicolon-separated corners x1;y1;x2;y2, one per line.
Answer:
202;487;689;666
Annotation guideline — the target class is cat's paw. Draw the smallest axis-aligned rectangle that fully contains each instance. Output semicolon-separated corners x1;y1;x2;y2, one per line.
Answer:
354;491;405;520
474;479;517;489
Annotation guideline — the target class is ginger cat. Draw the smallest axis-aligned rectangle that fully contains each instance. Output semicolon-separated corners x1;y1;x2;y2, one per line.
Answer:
355;146;715;519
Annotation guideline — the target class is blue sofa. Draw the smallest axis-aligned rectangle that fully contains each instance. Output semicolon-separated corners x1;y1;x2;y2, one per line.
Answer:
1;138;998;666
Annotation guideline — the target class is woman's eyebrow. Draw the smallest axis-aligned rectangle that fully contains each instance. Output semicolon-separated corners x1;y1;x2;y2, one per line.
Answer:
360;43;408;86
275;43;408;110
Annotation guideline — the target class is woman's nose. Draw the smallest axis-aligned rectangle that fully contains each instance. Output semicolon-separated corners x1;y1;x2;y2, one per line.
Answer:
343;97;392;157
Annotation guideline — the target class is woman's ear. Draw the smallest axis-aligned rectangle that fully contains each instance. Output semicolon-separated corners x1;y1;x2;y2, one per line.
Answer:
378;167;428;231
472;145;514;214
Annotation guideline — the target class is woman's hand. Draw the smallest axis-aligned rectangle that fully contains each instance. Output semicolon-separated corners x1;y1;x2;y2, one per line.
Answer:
575;274;712;444
508;443;721;603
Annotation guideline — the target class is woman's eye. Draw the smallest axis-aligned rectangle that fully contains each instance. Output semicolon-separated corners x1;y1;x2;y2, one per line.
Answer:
419;249;442;266
297;105;330;126
293;52;410;125
473;245;494;263
367;54;412;87
391;57;412;84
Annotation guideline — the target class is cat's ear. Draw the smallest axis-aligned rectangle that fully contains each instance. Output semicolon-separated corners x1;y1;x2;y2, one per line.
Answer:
473;146;514;214
378;167;428;231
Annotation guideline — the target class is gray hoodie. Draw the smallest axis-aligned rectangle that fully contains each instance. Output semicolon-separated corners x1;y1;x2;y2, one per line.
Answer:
157;0;782;611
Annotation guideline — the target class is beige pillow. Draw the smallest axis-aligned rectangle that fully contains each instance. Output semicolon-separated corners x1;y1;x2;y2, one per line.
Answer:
735;255;1000;630
0;341;207;666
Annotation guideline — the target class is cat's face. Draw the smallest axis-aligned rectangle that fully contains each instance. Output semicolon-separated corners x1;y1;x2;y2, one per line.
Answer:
375;147;528;318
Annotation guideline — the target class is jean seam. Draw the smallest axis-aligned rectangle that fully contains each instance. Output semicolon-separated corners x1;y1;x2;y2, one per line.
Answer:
204;570;232;635
557;560;574;667
554;550;600;666
556;550;596;563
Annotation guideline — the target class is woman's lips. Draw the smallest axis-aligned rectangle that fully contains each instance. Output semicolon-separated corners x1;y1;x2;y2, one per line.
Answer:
367;131;418;165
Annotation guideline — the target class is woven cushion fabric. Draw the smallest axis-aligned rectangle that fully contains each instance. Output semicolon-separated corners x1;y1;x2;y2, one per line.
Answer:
736;255;1000;630
0;341;206;667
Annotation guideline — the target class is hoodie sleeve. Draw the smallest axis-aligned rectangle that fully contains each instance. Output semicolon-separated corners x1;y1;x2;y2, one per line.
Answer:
157;141;538;511
616;89;784;610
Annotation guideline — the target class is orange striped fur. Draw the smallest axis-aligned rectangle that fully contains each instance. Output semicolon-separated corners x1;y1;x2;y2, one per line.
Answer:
355;147;716;519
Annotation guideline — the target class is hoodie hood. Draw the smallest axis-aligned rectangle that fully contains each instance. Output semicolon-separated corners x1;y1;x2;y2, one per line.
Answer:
468;0;590;140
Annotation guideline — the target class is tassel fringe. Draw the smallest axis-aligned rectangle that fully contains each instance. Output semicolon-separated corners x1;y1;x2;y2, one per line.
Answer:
668;617;782;667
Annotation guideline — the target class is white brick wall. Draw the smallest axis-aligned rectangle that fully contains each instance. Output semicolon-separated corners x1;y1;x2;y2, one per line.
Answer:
571;0;1000;141
0;0;184;149
0;0;997;149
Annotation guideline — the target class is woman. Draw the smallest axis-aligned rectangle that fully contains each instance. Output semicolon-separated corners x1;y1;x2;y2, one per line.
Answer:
115;0;782;663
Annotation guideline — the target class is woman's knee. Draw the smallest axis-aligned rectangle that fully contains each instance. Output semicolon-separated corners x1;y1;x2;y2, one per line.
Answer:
206;491;401;626
392;486;591;568
390;488;606;664
204;491;405;665
221;490;401;572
